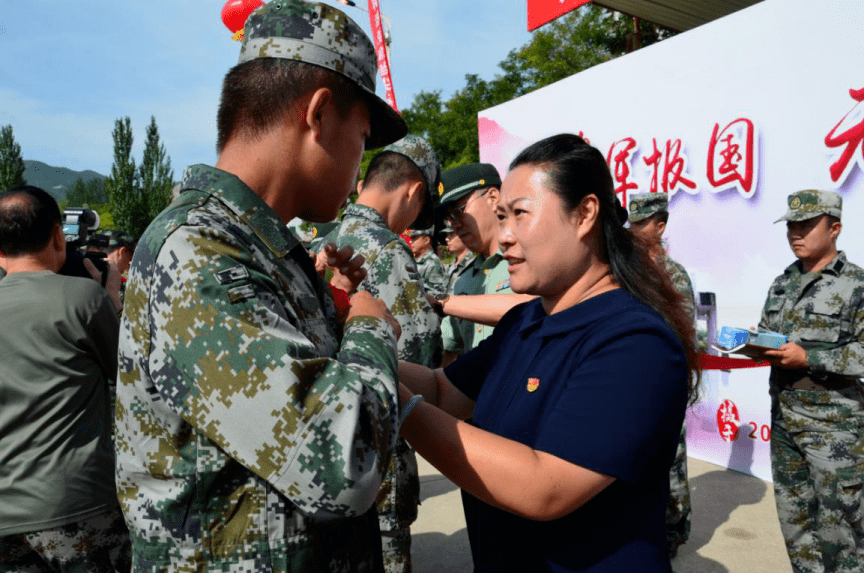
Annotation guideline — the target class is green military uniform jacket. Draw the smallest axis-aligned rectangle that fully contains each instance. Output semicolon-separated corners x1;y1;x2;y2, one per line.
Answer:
116;165;400;572
445;253;477;294
328;203;441;531
442;251;512;354
414;249;447;298
759;251;864;384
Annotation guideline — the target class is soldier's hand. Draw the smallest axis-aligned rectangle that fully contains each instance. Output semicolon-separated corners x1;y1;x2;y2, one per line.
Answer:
347;291;401;340
763;342;808;369
321;242;366;294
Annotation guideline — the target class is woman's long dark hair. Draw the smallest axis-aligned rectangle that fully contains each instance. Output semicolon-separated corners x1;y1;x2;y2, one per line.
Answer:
510;134;701;403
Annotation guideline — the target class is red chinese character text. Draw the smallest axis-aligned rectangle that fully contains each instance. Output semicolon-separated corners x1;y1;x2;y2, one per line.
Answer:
707;118;757;197
643;138;697;196
716;399;741;443
606;138;639;208
825;87;864;184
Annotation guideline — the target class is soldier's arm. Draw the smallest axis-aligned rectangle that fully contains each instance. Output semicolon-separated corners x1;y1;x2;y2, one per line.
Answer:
146;226;400;520
372;240;441;363
805;285;864;377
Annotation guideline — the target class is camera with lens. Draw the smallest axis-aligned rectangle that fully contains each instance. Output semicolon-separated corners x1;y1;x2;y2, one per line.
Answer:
58;207;109;285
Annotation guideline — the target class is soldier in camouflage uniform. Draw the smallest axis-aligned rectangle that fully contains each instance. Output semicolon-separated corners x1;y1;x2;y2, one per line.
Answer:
629;191;696;559
755;190;864;573
320;134;442;573
115;2;409;571
407;226;447;297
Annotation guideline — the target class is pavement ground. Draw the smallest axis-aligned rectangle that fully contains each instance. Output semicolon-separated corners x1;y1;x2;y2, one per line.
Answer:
411;455;793;573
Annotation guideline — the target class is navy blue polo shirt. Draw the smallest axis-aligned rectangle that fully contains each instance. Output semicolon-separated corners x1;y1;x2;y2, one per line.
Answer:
445;289;687;572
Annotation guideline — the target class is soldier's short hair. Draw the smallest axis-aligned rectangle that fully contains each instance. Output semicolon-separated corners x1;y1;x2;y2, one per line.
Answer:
216;58;364;154
0;186;61;257
363;152;426;194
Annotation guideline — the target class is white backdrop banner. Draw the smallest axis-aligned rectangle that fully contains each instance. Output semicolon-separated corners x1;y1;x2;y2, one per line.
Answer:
478;0;864;482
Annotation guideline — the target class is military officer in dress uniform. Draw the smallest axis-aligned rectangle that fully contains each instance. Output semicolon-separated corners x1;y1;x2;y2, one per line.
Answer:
428;163;532;569
114;2;409;571
753;190;864;573
629;192;696;558
321;134;442;572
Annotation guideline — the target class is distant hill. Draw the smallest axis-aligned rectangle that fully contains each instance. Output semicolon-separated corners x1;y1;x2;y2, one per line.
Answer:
24;160;106;201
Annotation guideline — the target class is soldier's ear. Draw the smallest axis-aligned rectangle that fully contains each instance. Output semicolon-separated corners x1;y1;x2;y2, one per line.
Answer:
830;220;842;241
656;220;667;238
305;87;333;142
486;187;500;208
356;179;365;194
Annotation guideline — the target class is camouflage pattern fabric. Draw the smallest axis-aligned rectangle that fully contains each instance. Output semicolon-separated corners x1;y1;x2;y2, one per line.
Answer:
628;191;669;224
775;190;843;224
414;249;447;298
759;251;864;572
327;203;441;573
115;165;400;572
662;254;695;557
238;1;405;149
0;506;131;573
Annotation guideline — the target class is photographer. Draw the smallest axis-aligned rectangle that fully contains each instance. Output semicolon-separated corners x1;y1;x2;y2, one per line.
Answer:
0;186;129;571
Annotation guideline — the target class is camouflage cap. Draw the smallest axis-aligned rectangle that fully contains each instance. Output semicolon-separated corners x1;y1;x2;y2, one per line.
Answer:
238;0;406;149
438;163;501;207
774;189;842;223
407;226;433;238
383;134;440;229
628;192;668;224
102;229;136;248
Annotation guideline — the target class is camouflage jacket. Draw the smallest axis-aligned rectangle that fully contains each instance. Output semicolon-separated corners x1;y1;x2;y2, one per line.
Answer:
414;249;447;297
328;203;440;531
330;203;441;368
115;165;400;572
759;251;864;381
664;255;696;321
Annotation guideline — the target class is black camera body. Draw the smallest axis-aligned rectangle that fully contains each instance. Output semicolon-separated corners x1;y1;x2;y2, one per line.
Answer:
59;208;109;284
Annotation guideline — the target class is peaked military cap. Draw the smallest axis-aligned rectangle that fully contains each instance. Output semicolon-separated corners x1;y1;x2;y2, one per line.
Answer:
775;189;842;223
383;134;440;229
628;192;669;224
438;163;502;207
238;0;406;149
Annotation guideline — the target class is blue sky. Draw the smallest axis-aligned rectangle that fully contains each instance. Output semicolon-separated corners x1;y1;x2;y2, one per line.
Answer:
0;0;535;176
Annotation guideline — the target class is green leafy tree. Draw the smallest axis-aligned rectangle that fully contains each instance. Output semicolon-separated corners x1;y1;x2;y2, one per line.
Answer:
106;117;142;236
401;5;675;170
65;177;107;207
139;116;174;223
0;124;27;192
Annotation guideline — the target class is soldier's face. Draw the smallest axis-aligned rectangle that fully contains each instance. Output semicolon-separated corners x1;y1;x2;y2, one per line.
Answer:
311;98;371;221
786;215;840;262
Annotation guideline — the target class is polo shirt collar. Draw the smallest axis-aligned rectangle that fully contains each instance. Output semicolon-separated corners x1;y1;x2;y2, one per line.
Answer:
180;165;298;257
517;289;631;338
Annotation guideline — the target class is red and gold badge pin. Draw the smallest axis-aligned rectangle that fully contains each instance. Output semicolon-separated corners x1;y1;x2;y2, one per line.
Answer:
526;378;540;392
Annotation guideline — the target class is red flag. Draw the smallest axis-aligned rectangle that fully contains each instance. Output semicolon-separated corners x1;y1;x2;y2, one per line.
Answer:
527;0;591;31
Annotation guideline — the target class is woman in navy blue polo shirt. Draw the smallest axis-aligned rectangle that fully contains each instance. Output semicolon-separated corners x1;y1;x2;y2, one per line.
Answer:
398;133;700;572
